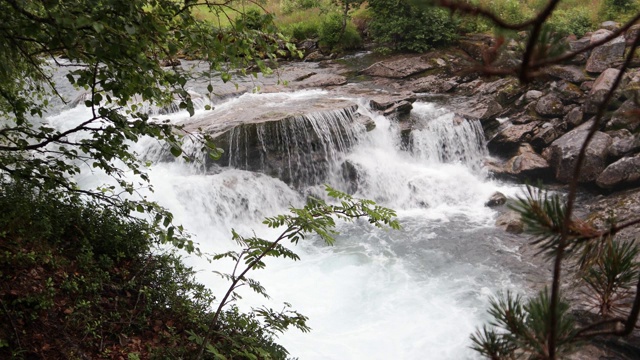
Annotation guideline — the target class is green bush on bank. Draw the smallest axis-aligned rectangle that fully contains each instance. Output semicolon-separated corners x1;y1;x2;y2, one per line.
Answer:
0;183;288;359
319;12;363;51
547;8;594;37
368;0;458;53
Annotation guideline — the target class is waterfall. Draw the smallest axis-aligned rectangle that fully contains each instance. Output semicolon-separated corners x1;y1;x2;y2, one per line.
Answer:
48;86;531;360
225;106;366;188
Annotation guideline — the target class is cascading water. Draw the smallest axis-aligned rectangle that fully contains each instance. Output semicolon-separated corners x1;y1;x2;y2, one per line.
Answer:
47;86;535;359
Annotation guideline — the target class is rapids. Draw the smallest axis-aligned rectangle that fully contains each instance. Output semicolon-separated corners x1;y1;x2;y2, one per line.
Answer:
46;84;535;359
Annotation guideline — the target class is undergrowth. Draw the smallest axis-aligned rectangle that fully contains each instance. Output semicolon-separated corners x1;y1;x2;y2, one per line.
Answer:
0;184;289;359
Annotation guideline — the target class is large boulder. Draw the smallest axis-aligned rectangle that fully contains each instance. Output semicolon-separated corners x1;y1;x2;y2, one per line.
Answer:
564;106;585;128
545;65;588;84
361;56;436;78
488;121;540;153
294;73;347;88
535;94;566;117
585;68;622;114
596;155;640;190
530;118;565;150
504;143;551;180
406;75;457;93
457;96;503;126
568;36;591;64
608;129;640;158
585;30;625;73
543;124;612;183
606;99;640;132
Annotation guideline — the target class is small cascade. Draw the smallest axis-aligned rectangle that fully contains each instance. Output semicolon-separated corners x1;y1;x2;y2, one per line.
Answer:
409;102;487;171
223;106;367;189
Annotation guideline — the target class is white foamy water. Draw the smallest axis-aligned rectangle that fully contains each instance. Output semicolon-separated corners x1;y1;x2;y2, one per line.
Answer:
46;90;530;360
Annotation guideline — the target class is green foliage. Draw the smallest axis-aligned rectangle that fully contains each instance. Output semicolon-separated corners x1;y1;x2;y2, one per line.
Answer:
286;20;322;41
198;186;400;357
281;0;322;14
367;0;458;53
547;9;594;37
319;12;363;51
488;0;535;25
235;8;275;31
582;238;640;317
471;289;577;359
600;0;640;21
0;182;296;359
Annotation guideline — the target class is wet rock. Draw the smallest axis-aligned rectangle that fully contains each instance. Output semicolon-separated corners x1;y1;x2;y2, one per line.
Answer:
564;106;585;128
360;56;435;78
606;99;640;132
485;191;507;207
545;65;588;84
457;97;503;125
382;100;413;116
488;121;540;153
369;92;417;111
294;73;347;88
535;94;566;117
586;30;625;73
496;211;524;234
585;68;623;114
596;155;640;190
406;75;457;93
543;124;612;183
504;143;551;180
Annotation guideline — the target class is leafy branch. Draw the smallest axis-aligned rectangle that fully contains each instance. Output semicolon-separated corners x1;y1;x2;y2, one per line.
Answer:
196;185;400;359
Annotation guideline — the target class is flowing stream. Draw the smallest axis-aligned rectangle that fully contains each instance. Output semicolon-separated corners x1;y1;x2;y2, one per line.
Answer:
46;82;537;359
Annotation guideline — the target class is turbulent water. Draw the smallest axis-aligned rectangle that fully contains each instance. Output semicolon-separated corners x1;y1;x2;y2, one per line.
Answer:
46;86;534;359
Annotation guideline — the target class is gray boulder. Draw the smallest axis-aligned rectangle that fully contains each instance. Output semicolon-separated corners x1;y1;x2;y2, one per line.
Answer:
531;119;565;150
488;121;540;152
407;75;457;93
596;155;640;190
606;99;640;132
586;30;625;73
568;36;591;64
536;94;566;117
564;106;585;128
586;68;622;113
601;21;620;31
545;65;588;84
543;124;612;183
554;81;584;103
608;129;640;158
504;143;551;179
361;56;436;78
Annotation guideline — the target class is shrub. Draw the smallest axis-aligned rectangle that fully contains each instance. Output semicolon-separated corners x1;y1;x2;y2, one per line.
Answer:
286;20;321;41
319;12;363;51
600;0;640;22
235;8;274;31
547;8;594;37
488;0;535;25
368;0;458;53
